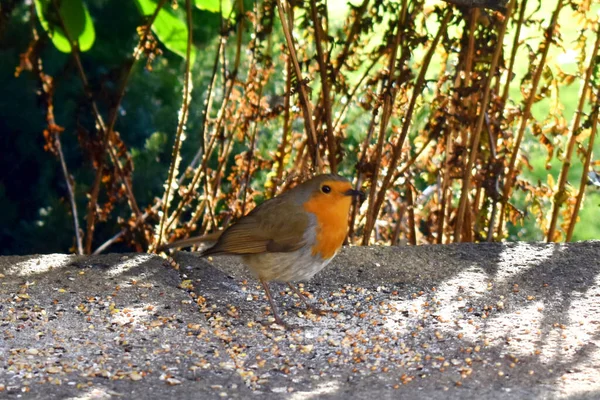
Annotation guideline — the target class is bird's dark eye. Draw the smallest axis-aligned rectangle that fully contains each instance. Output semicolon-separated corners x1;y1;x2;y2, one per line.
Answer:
321;185;331;194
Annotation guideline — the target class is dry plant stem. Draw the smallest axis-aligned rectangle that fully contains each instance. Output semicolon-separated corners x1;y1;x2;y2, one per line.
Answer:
184;37;224;233
443;0;509;10
168;7;245;230
55;139;84;254
496;0;564;238
156;0;194;249
501;0;527;105
390;203;407;245
364;9;451;245
107;0;167;136
85;0;167;253
240;105;261;217
348;103;380;240
275;0;322;171
31;52;84;254
332;55;382;132
332;0;370;79
454;0;514;241
186;0;243;173
484;114;500;242
51;1;142;220
272;56;293;197
84;168;102;253
180;38;223;186
437;128;453;244
93;202;162;254
391;136;435;183
309;0;337;173
361;1;407;245
27;10;83;254
439;10;478;243
566;86;599;241
453;8;480;238
546;27;600;242
406;184;417;245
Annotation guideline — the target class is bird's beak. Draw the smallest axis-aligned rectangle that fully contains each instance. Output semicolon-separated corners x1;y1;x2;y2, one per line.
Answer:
344;188;366;202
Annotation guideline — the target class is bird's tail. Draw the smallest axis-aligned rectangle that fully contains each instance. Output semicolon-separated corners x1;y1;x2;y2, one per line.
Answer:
157;231;223;252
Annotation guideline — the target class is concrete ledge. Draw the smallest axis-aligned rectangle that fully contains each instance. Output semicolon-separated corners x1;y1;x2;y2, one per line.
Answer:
1;242;599;399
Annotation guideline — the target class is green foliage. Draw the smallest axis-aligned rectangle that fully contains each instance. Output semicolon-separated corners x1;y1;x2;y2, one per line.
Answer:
134;0;197;65
195;0;233;17
34;0;96;52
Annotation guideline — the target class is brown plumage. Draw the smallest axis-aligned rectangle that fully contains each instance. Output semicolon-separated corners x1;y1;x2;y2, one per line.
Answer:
160;174;364;326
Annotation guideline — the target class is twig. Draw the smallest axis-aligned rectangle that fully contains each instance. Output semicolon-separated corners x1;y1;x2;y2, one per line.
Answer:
546;26;600;241
167;2;245;231
500;0;527;105
275;0;322;171
442;0;508;10
566;85;599;241
155;0;194;249
332;55;383;132
309;0;337;172
272;43;294;197
363;9;451;244
332;0;370;79
54;139;84;254
85;0;167;253
26;7;83;254
406;183;416;245
454;0;514;241
361;0;407;245
50;0;142;220
496;0;564;238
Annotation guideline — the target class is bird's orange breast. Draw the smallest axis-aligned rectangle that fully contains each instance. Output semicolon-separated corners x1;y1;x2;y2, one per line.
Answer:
303;193;352;259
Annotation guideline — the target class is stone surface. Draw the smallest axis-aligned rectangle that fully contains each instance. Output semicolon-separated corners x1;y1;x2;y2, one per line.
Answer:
1;242;599;399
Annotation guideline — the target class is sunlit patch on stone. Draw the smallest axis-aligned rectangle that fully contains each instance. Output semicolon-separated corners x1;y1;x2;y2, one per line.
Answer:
8;254;71;277
107;254;154;277
288;381;340;400
495;243;555;283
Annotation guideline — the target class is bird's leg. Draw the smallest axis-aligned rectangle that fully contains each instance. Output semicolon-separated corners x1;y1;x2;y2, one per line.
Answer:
286;282;327;316
260;279;285;326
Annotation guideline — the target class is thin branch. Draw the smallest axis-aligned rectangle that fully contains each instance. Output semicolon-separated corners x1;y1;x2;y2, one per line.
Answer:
272;48;294;197
155;0;194;249
51;0;142;219
309;0;337;172
55;138;83;254
332;0;370;79
546;26;600;241
566;86;599;241
496;0;564;238
27;7;83;254
85;0;167;253
166;3;245;231
454;0;514;241
406;183;417;245
501;0;527;105
363;9;452;244
442;0;508;10
275;0;322;171
361;0;407;245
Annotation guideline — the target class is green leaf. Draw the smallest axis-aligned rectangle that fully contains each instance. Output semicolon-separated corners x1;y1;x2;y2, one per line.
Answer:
194;0;233;18
34;0;96;53
134;0;196;65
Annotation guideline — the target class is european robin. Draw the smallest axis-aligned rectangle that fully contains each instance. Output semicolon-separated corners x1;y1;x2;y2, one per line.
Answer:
160;174;365;325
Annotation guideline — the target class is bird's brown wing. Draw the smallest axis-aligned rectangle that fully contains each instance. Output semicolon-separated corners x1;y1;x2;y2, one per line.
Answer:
157;231;223;251
201;197;309;256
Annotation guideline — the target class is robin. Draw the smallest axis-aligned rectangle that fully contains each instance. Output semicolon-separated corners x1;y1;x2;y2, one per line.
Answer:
160;174;365;326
